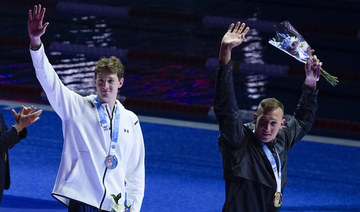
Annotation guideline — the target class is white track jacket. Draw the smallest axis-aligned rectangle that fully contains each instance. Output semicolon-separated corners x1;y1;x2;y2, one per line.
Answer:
30;45;145;212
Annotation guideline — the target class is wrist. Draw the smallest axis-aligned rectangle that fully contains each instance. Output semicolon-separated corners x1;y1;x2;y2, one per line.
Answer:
12;124;23;133
219;44;232;65
304;79;316;90
29;38;42;50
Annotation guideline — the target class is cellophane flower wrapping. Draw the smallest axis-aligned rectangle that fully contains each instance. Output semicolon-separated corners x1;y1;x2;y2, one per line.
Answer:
268;21;338;86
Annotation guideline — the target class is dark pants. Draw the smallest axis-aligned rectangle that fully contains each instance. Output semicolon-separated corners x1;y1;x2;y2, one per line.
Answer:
68;200;109;212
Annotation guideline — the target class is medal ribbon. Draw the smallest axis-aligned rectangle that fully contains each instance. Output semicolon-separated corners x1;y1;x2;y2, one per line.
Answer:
261;142;282;193
94;96;120;155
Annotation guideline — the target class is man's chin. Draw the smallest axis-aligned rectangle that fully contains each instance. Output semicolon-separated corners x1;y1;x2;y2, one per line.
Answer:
97;96;110;103
260;136;273;143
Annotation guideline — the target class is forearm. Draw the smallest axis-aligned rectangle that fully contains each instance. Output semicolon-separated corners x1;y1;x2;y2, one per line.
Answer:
126;129;145;212
30;45;78;118
126;171;144;212
214;62;238;117
219;43;232;65
304;78;317;91
214;62;244;147
30;44;60;105
294;84;318;126
0;126;25;149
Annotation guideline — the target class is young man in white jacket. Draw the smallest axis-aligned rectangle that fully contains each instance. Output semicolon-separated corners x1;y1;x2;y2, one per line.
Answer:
27;4;145;212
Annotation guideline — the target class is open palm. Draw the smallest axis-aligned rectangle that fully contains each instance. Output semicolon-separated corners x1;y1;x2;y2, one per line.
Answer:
27;4;49;40
221;22;250;49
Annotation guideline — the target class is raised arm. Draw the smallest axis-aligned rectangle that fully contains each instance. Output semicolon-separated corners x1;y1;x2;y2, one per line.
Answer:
214;22;250;148
28;4;85;119
282;52;321;148
28;4;49;49
294;51;321;124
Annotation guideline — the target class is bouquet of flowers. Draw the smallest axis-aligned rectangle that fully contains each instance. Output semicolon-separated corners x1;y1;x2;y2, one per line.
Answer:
268;21;338;86
111;193;132;212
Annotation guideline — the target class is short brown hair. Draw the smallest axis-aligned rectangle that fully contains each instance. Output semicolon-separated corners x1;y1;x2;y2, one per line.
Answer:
256;98;284;115
95;56;124;79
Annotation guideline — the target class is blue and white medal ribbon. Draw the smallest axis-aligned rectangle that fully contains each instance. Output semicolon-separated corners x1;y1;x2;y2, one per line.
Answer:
94;96;120;169
261;142;283;207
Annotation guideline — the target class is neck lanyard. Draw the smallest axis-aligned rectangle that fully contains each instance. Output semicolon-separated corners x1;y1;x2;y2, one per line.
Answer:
261;142;282;193
94;96;120;155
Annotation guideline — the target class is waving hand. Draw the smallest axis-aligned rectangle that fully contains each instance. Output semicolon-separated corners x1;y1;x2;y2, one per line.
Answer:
28;4;49;49
219;22;250;64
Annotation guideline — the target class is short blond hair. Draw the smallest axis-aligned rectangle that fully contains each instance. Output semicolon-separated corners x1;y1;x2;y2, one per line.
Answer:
95;56;124;79
256;98;284;115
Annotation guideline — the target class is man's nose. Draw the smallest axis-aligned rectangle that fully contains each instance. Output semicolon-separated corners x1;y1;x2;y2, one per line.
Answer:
102;81;109;88
266;123;272;130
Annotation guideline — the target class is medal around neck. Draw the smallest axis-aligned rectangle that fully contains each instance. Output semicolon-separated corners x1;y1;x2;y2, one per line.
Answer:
105;155;118;169
274;192;283;207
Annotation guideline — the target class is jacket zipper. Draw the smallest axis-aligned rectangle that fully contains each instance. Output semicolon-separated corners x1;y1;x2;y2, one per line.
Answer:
99;106;114;210
99;167;108;210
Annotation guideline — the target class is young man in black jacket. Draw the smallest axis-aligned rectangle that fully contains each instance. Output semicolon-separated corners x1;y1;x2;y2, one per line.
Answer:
214;22;321;212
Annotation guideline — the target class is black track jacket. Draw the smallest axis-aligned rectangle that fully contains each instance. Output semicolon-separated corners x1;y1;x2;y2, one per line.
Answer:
214;62;318;212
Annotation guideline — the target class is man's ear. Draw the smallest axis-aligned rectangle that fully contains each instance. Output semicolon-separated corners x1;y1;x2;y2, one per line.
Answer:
119;78;124;88
280;118;286;127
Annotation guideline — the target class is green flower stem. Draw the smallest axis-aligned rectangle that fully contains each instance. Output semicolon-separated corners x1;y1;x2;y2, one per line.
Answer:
320;68;339;86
